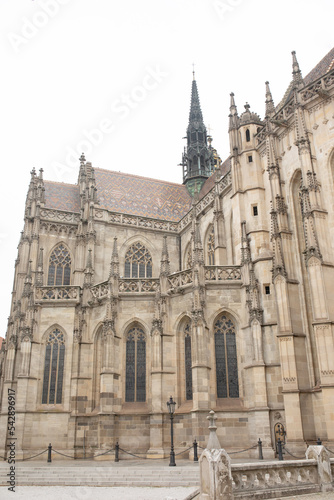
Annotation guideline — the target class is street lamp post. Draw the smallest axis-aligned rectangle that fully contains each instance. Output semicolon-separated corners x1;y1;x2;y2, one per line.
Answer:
167;396;176;466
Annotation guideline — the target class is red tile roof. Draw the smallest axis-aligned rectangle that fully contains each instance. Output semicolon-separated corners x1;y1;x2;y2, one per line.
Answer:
304;47;334;85
95;169;192;222
44;169;193;222
44;181;80;212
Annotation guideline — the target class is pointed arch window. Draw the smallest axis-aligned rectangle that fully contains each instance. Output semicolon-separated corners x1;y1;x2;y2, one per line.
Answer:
214;315;239;398
125;325;146;402
124;243;152;278
207;226;215;265
184;322;193;400
246;129;250;142
47;244;71;286
42;329;65;404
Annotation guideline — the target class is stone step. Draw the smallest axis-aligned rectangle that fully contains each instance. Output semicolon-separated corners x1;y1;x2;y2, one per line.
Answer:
0;465;200;486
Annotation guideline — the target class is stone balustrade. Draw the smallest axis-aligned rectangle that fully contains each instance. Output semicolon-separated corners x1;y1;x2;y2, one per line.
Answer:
167;269;193;289
118;278;159;293
231;460;319;498
90;282;109;300
204;265;242;281
35;286;80;303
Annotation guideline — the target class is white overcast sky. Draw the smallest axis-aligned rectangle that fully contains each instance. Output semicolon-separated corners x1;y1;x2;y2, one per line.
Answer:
0;0;333;337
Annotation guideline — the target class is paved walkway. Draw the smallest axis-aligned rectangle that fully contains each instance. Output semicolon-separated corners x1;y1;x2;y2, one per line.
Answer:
279;495;334;500
0;486;198;500
1;486;334;500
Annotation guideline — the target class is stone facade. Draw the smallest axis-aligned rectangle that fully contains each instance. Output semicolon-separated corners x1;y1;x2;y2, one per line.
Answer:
1;49;334;460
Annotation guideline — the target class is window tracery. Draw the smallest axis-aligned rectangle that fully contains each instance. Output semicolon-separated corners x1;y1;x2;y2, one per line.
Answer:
125;325;146;402
47;244;71;286
214;315;239;398
184;322;193;401
42;329;65;404
124;243;152;278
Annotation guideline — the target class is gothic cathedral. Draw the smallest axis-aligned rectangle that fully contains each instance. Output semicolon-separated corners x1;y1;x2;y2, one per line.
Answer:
1;48;334;459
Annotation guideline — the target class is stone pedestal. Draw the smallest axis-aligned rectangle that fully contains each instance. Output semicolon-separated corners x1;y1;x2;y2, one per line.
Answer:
306;445;333;492
199;410;234;500
200;448;234;500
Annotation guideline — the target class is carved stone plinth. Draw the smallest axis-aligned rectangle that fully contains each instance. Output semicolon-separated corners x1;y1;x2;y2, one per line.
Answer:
199;448;234;500
306;445;333;492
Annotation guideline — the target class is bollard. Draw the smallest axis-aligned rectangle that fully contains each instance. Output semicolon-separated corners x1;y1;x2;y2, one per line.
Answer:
47;443;52;463
115;441;119;462
258;438;263;460
317;437;322;445
277;438;283;461
193;439;198;462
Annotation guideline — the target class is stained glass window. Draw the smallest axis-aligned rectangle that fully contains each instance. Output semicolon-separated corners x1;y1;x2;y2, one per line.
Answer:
207;226;215;265
42;329;65;404
214;315;239;398
124;243;152;278
184;323;193;400
125;326;146;402
47;244;71;286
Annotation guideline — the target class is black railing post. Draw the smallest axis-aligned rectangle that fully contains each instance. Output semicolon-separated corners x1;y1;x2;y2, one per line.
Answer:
258;438;263;460
193;439;198;462
277;438;283;461
115;441;119;462
47;443;52;463
316;437;322;445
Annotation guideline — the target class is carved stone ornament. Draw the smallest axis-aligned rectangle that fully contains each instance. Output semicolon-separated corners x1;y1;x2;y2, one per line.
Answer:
151;318;163;336
20;327;33;343
102;319;115;340
73;328;82;343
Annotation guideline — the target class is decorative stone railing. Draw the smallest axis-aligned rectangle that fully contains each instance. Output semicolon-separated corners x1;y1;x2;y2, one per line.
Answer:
90;281;109;300
178;171;232;232
35;286;80;302
231;460;319;498
40;209;80;223
93;210;179;233
255;69;334;147
167;269;192;289
118;278;159;293
300;69;334;103
205;266;242;281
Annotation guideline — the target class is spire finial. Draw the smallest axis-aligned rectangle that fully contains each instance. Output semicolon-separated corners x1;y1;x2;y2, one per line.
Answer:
291;50;303;87
192;62;195;81
265;81;275;117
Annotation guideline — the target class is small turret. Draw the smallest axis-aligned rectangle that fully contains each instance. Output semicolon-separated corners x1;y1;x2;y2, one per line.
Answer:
238;103;263;153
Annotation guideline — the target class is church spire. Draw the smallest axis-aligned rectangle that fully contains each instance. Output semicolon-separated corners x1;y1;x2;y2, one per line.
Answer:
181;72;214;197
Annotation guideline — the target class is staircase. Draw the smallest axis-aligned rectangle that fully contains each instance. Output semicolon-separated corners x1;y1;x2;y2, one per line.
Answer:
0;462;200;487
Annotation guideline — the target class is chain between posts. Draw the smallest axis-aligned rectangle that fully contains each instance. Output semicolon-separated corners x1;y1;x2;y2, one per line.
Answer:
3;438;320;463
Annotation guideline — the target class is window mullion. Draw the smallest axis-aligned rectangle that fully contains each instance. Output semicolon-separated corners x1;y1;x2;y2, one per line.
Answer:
224;332;229;398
